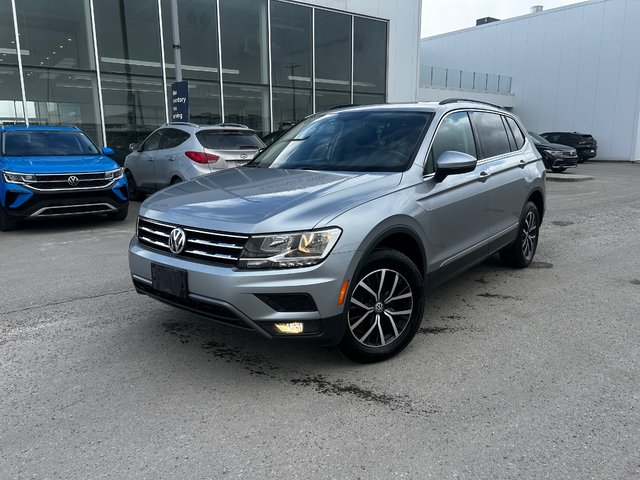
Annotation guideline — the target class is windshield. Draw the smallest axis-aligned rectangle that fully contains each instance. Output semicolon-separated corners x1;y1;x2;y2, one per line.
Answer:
528;132;549;145
248;110;434;172
196;130;265;150
2;130;100;157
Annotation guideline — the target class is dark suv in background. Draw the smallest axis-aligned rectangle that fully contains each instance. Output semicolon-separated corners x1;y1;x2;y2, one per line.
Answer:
541;132;597;163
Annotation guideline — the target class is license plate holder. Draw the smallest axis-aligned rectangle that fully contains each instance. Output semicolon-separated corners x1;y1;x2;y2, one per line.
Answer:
151;263;188;298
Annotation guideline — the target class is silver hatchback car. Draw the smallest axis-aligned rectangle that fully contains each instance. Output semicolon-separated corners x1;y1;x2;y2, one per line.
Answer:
129;100;545;363
123;122;264;200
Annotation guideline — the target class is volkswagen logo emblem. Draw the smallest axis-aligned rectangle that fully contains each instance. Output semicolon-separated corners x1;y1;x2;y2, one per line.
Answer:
168;228;186;254
67;176;80;187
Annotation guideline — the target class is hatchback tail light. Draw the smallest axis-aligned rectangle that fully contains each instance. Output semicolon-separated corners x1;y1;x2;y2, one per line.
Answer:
185;151;220;163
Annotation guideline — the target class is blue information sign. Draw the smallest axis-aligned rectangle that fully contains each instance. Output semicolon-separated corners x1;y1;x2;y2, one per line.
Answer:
171;80;189;122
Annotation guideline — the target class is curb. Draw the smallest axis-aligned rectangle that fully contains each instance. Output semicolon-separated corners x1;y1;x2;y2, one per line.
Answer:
546;173;594;182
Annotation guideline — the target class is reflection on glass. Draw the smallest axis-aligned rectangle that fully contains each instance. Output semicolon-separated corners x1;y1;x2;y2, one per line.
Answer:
23;68;101;143
15;0;94;70
222;84;269;137
94;0;162;77
354;17;386;95
219;0;268;84
353;93;385;106
167;77;221;125
271;1;311;89
0;66;24;123
0;0;18;67
272;87;312;127
315;9;351;92
315;90;350;113
101;74;166;162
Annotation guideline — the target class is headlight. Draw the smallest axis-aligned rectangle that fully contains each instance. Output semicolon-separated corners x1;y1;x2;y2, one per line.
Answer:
105;167;124;180
545;150;564;157
2;171;37;183
238;227;342;269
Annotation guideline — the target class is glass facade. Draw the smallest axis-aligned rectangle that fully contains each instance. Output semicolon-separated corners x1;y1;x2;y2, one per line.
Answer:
4;0;388;163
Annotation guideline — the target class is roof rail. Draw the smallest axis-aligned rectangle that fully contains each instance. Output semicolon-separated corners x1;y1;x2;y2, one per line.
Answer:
215;122;249;129
162;121;200;127
439;98;502;109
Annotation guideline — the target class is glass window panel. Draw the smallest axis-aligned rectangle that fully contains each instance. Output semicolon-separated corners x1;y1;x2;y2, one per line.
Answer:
315;90;350;113
353;17;386;95
315;10;351;92
460;71;474;90
487;74;499;93
0;66;24;123
271;1;312;89
219;0;268;85
223;84;269;137
272;87;312;129
15;0;94;70
101;73;166;163
470;111;511;159
161;0;219;82
165;78;221;125
431;67;446;88
353;93;385;106
0;0;18;67
23;68;101;145
94;0;163;77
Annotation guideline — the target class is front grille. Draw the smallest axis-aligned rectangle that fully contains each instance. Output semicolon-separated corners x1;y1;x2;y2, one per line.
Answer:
30;172;114;191
137;217;248;266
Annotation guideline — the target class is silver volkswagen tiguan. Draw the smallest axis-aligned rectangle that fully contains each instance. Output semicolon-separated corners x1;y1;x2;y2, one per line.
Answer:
129;100;545;362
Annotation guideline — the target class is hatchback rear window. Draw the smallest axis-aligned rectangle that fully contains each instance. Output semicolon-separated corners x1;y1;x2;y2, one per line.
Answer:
2;131;100;157
196;130;265;150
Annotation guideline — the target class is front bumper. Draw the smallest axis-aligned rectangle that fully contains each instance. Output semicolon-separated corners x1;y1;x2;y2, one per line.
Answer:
1;178;128;219
129;238;352;345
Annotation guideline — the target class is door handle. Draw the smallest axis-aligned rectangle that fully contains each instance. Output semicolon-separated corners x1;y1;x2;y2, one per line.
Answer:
478;171;490;183
519;159;526;168
168;156;174;162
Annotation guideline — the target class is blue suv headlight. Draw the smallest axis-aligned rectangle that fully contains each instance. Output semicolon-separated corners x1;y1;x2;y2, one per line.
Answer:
2;172;38;184
105;168;124;181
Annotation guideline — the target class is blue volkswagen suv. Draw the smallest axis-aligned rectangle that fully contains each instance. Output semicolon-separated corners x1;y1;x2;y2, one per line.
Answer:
0;125;128;231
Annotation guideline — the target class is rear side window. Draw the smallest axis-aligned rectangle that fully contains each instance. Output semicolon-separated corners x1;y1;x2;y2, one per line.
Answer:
505;117;526;150
470;111;511;159
426;111;477;174
196;130;264;150
160;128;190;150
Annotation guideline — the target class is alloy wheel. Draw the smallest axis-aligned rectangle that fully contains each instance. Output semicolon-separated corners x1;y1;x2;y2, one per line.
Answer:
348;268;414;348
521;210;538;261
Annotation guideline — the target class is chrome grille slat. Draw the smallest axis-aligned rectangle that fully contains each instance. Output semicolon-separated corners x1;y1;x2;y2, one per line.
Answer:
137;217;247;265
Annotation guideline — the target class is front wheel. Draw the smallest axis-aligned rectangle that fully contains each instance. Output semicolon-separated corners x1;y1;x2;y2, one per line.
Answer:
125;170;142;201
339;249;425;363
551;167;567;173
0;208;19;232
499;201;540;268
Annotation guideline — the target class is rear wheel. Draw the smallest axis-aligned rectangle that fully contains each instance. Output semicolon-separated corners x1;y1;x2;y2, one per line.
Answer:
170;176;182;185
339;249;425;363
0;208;19;232
551;167;567;173
500;201;539;268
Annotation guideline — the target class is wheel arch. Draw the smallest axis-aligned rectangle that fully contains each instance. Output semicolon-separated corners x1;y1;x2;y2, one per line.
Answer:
527;188;545;224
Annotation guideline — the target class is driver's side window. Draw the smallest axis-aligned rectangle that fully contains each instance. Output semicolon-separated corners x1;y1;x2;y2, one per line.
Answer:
426;111;477;174
142;130;163;152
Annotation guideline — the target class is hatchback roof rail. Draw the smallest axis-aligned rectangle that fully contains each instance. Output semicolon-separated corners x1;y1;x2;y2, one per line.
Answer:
439;98;502;109
215;122;249;129
163;121;200;127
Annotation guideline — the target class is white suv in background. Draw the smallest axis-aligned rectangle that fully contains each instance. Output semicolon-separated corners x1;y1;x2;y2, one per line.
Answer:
124;123;265;200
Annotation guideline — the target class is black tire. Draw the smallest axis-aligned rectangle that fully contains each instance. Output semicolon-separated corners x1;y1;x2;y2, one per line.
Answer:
551;167;567;173
125;170;142;201
499;201;540;268
0;208;19;232
577;157;586;164
338;249;425;363
107;203;129;221
170;176;182;185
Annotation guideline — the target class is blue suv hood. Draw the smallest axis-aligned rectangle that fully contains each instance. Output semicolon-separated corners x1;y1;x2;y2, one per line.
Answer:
1;155;119;174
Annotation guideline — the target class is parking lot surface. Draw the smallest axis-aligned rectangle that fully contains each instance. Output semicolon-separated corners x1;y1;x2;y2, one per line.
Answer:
1;162;639;479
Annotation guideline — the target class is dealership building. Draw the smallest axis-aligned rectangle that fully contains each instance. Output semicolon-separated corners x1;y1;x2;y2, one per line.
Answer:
0;0;421;160
420;0;640;161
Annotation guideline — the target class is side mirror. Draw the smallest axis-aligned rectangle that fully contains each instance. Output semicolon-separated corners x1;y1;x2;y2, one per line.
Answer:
435;150;477;182
102;147;115;157
129;143;141;152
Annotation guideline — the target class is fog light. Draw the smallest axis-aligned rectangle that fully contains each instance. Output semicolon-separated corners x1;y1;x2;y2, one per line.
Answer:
274;322;304;334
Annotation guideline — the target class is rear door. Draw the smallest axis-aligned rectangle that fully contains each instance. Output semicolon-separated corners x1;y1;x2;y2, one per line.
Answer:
196;129;265;168
470;112;530;250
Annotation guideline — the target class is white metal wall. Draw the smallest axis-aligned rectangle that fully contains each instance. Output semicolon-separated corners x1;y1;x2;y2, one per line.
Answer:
299;0;422;103
421;0;640;161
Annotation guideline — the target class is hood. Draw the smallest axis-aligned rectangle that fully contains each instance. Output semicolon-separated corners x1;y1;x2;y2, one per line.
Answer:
1;155;119;174
537;142;575;152
140;167;403;233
